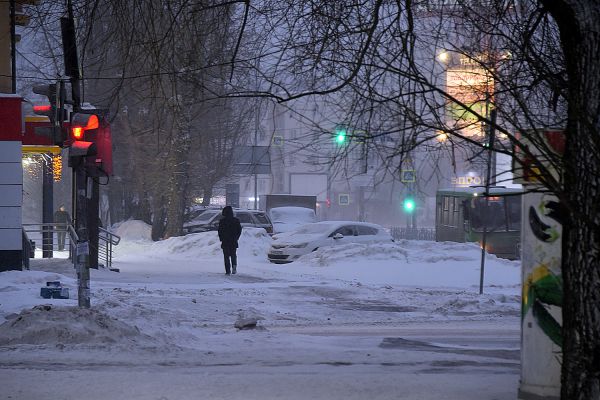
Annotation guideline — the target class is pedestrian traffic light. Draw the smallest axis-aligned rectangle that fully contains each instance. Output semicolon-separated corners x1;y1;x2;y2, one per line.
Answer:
403;197;416;213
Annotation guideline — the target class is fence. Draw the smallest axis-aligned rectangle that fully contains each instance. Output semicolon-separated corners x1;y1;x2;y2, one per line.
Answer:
390;227;436;241
22;223;120;269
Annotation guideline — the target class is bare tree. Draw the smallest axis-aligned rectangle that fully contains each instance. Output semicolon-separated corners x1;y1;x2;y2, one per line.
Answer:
77;0;255;238
221;1;598;398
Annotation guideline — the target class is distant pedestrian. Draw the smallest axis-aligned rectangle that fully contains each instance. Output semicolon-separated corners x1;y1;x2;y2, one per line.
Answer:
54;205;71;251
218;206;242;275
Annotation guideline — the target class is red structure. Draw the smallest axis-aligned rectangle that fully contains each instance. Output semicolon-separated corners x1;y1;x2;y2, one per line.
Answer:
0;95;22;140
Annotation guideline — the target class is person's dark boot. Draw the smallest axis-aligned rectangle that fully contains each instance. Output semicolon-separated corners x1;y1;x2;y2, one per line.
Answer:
232;266;237;274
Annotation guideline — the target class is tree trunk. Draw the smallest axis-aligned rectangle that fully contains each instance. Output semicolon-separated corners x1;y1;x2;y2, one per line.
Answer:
151;195;167;241
202;186;213;206
163;130;190;239
543;1;600;398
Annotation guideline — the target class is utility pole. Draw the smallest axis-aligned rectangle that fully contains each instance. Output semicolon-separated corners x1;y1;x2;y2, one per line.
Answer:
479;108;497;295
61;0;96;306
253;102;259;210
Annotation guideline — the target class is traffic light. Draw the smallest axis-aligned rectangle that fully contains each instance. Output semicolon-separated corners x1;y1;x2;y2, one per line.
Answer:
32;83;58;122
334;126;347;145
403;197;416;213
68;112;113;175
70;113;99;141
68;113;98;168
32;81;67;146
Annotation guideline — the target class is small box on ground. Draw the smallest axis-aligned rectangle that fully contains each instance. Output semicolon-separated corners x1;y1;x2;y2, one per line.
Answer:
40;282;70;299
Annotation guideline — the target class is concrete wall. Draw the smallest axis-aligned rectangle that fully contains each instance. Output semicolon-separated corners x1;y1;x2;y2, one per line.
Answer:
0;141;23;271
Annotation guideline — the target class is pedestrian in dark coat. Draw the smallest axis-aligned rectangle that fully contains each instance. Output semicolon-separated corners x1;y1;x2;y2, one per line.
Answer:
54;205;71;251
218;206;242;275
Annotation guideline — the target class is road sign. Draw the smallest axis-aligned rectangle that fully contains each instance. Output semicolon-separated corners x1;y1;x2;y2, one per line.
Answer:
401;169;416;182
339;194;350;206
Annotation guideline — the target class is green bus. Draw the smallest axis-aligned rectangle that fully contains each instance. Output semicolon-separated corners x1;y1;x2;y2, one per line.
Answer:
435;186;523;260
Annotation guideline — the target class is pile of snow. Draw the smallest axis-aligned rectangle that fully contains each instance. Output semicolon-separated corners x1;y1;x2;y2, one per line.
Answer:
0;270;76;288
299;242;409;266
434;294;520;316
0;304;156;346
112;220;152;242
128;227;272;261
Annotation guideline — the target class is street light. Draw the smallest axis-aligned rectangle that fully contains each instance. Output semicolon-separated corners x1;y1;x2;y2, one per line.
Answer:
437;51;450;63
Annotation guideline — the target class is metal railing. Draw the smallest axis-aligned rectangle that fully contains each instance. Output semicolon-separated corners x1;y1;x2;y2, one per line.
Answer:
390;227;436;241
21;229;33;270
22;223;72;257
22;223;120;269
99;227;121;269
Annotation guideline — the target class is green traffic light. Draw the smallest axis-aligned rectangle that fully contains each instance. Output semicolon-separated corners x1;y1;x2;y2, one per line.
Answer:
404;198;415;213
335;130;346;144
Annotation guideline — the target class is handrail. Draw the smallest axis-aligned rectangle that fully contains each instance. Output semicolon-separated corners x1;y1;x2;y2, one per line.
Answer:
68;224;79;242
99;227;120;245
22;223;120;270
98;227;121;269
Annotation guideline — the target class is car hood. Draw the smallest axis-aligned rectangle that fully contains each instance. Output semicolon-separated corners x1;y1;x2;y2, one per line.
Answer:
271;233;323;246
273;222;307;233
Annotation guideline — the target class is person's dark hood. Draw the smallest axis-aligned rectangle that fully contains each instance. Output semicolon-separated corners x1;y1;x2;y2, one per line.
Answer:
222;206;234;218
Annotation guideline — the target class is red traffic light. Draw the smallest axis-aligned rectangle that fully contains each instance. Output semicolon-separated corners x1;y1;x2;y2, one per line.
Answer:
70;113;99;140
72;126;84;139
33;104;52;113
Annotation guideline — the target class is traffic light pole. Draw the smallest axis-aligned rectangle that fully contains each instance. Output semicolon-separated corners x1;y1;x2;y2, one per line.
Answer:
74;166;90;308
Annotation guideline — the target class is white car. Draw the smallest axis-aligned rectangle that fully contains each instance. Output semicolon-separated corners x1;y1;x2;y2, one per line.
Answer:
268;221;394;264
269;206;317;234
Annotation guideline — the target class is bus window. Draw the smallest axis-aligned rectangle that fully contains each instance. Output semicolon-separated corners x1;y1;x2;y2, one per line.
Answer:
470;198;508;232
506;196;521;231
442;197;450;225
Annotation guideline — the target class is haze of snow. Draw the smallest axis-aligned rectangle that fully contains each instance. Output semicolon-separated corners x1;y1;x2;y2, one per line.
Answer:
0;220;522;400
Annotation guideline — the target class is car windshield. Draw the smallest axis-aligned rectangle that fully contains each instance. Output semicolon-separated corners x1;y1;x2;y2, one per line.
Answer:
191;210;219;223
293;224;334;235
270;207;315;223
253;212;270;224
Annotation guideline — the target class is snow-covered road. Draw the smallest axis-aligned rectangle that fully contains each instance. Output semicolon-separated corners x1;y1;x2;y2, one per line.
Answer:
0;223;522;399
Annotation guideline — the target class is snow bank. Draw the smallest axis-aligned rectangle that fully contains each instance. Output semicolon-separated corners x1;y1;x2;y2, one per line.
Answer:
128;227;272;260
299;242;409;266
0;304;156;346
0;270;76;288
113;220;152;242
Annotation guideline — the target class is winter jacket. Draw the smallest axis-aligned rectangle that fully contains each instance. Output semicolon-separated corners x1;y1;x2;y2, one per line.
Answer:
218;207;242;249
54;210;71;231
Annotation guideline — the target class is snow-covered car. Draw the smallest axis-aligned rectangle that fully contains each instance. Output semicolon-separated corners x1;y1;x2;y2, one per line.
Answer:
183;209;273;234
268;221;394;264
269;206;317;234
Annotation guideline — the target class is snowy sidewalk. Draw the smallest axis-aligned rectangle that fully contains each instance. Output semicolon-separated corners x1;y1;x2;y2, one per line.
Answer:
0;224;522;399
